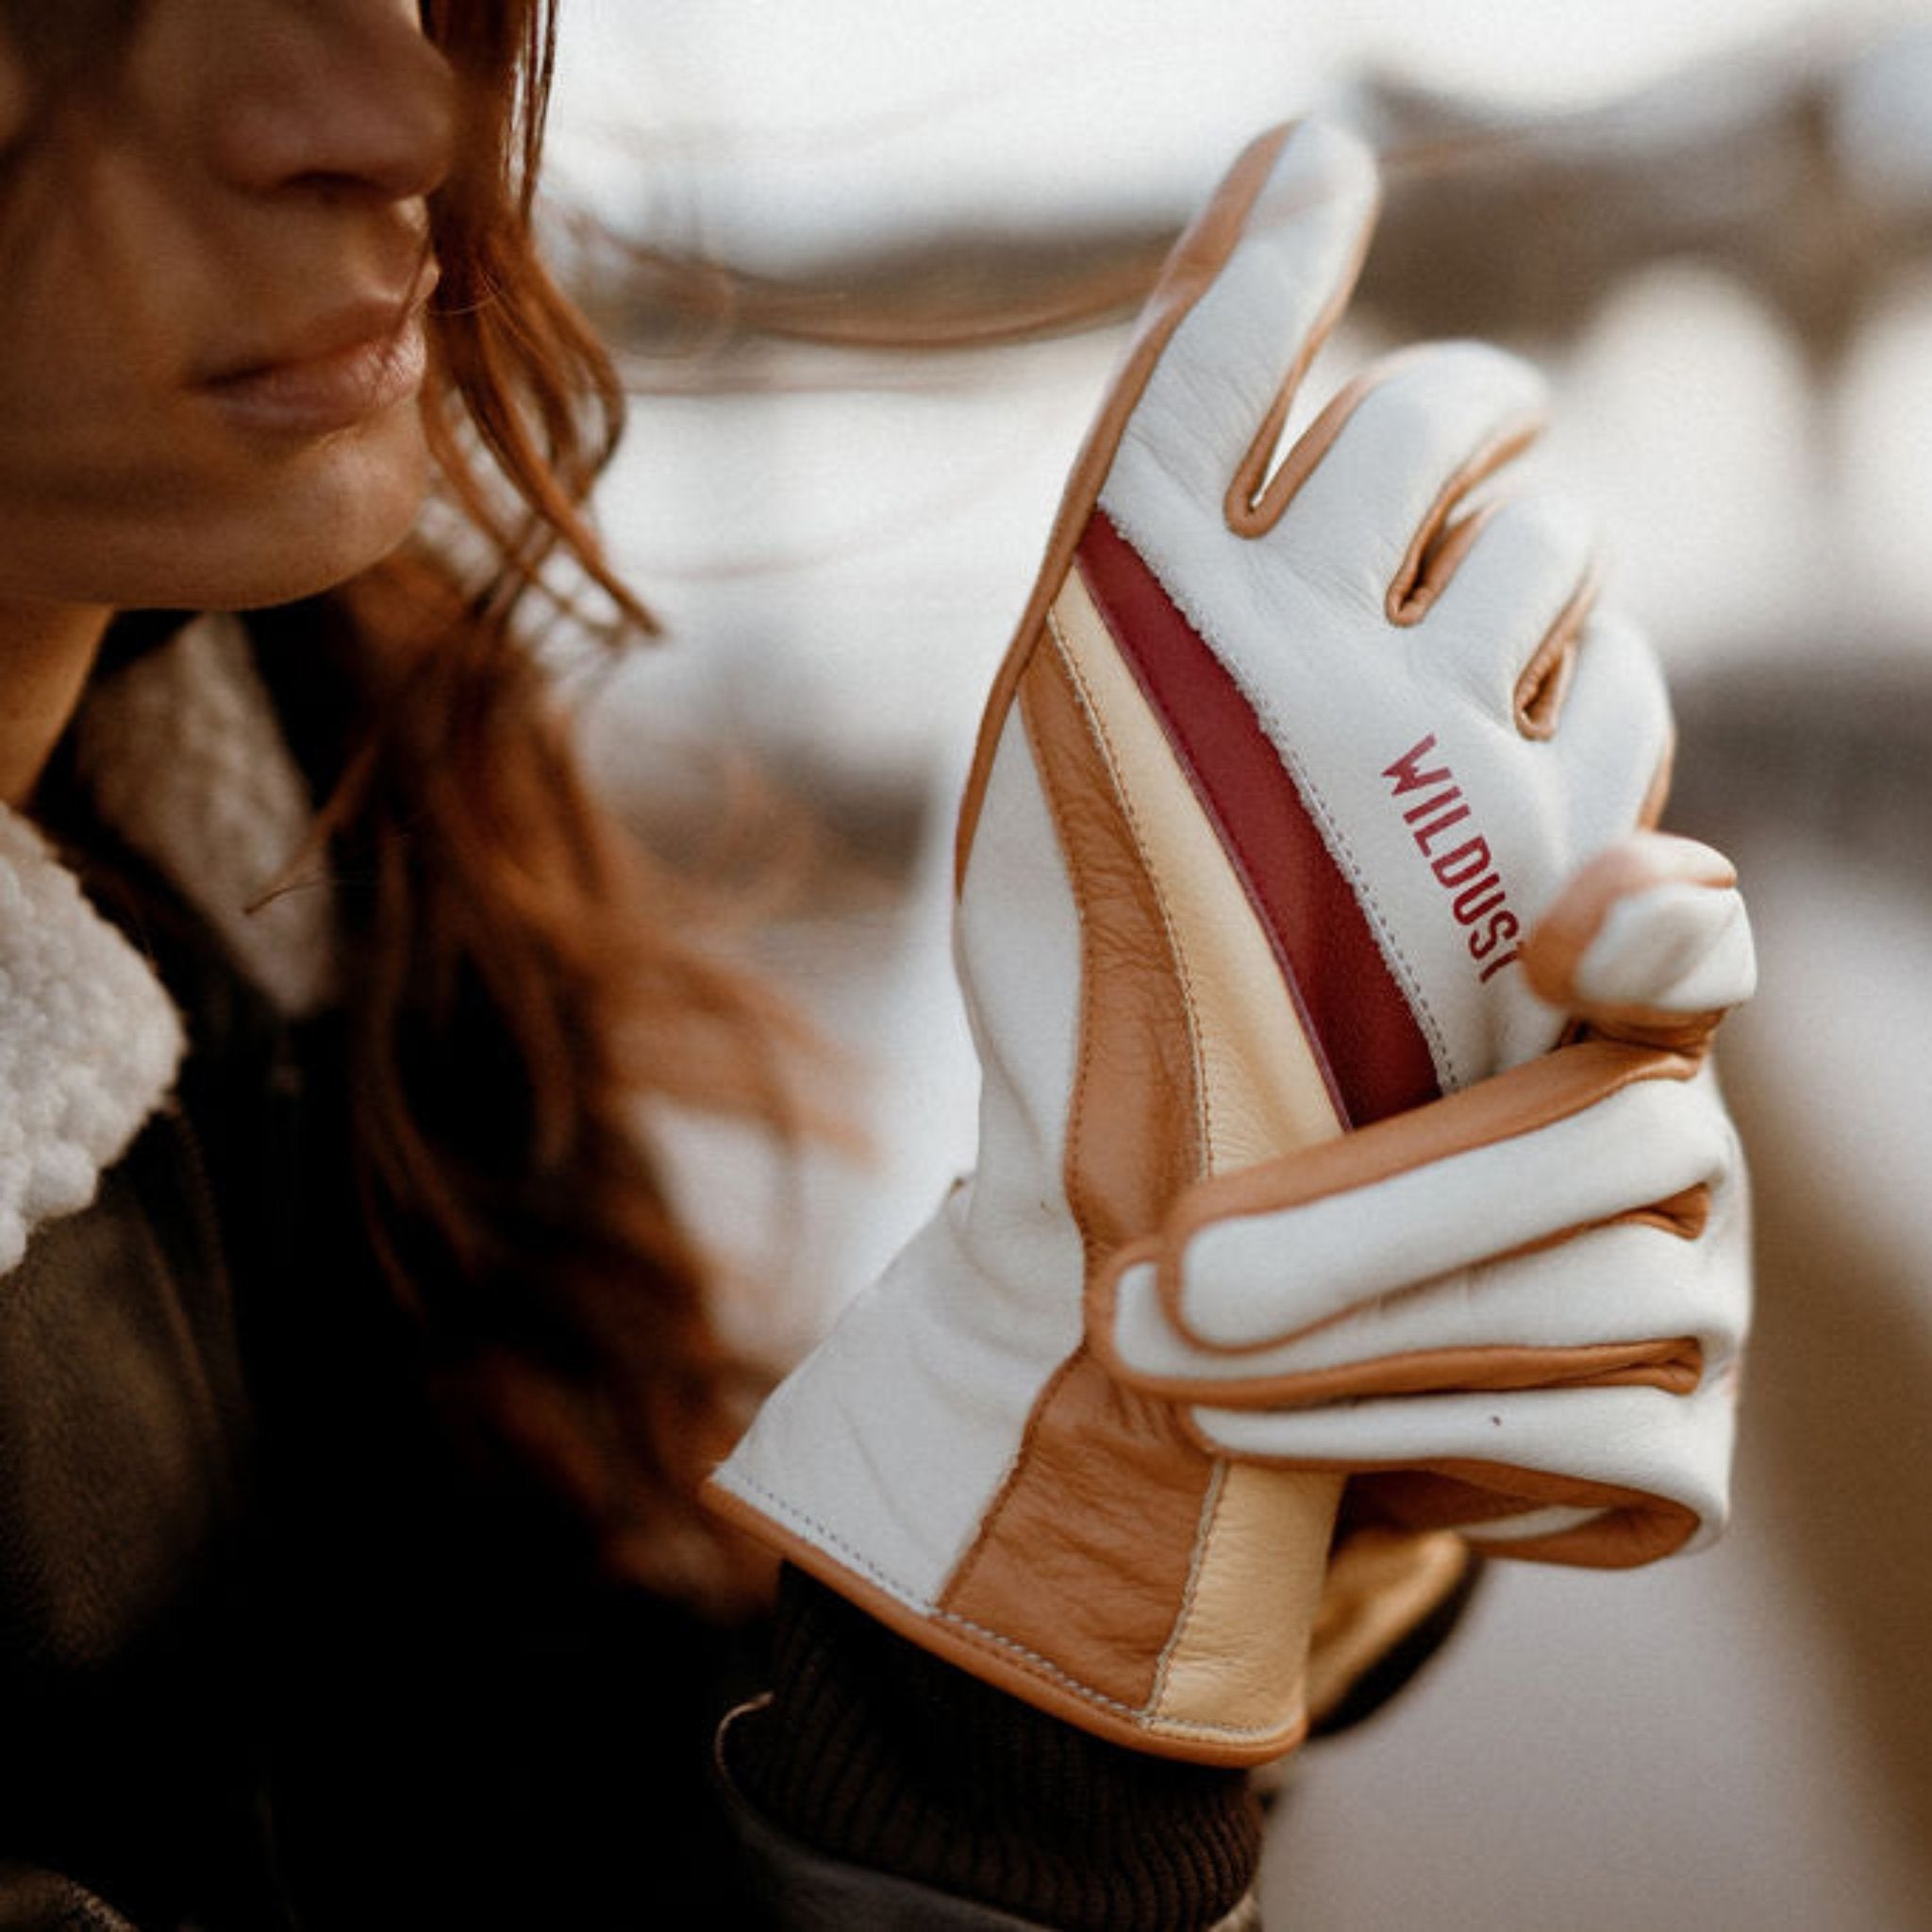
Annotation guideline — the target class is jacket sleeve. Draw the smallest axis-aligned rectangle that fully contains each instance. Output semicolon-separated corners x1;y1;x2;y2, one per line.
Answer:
718;1568;1264;1932
717;1721;1262;1932
715;1740;1077;1932
0;1116;265;1932
717;1550;1476;1930
0;1866;140;1931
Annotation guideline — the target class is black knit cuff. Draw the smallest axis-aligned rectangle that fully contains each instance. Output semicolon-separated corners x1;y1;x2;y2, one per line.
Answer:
725;1567;1261;1932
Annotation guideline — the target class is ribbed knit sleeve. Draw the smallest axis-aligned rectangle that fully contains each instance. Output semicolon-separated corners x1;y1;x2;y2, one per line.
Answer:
724;1567;1262;1931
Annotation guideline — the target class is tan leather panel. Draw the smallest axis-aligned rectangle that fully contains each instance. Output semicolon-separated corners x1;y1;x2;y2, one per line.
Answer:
1305;1527;1472;1722
1042;575;1355;1748
1148;1459;1335;1743
1047;571;1342;1169
704;1470;1296;1765
1025;635;1207;1246
939;642;1216;1711
941;1347;1233;1715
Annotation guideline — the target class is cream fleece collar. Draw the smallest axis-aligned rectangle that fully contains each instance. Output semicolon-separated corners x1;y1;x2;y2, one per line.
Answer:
0;808;186;1274
0;614;337;1271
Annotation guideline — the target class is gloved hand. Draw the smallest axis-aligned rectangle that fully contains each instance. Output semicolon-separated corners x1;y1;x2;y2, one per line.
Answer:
708;118;1751;1765
1095;830;1754;1568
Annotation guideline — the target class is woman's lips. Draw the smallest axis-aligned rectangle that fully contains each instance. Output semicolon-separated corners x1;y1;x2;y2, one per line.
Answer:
198;308;429;437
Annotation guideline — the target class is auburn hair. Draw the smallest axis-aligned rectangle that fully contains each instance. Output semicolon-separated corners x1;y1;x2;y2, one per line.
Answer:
279;0;791;1611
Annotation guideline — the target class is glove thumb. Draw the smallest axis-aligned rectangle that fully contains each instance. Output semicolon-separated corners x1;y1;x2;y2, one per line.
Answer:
1523;832;1756;1050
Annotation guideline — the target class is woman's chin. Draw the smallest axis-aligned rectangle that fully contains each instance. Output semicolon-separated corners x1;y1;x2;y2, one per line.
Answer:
204;409;437;608
10;409;438;615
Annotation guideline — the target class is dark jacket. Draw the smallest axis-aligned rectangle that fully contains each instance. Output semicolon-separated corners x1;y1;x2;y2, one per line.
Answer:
0;619;768;1929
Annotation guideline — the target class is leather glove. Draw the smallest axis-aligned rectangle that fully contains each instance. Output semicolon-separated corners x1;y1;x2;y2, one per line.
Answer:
708;118;1745;1764
1097;830;1754;1567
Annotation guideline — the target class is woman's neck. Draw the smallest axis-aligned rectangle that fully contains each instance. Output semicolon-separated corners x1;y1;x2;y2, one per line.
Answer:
0;600;111;810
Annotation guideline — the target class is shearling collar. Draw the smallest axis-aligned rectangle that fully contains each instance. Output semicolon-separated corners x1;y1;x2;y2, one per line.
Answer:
75;613;339;1022
0;613;337;1272
0;806;186;1274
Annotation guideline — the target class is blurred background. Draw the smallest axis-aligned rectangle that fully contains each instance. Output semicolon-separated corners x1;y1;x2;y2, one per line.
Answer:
543;3;1932;1924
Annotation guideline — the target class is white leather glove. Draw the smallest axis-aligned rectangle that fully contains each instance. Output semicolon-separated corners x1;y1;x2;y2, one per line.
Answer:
708;118;1750;1765
1096;831;1754;1566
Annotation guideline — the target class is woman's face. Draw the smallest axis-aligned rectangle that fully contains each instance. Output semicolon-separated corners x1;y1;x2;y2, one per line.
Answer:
0;1;456;614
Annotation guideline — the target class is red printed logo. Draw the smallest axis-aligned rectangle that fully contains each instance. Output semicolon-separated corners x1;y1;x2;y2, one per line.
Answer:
1383;737;1523;985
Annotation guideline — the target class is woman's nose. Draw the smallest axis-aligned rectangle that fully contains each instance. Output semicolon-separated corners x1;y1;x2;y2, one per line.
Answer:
192;0;458;205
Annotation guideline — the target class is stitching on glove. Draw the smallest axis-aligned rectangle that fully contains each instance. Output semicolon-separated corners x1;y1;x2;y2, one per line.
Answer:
1101;497;1457;1093
1139;560;1451;1085
939;1604;1299;1741
1248;716;1453;1091
722;1469;1294;1740
935;1346;1089;1614
1076;508;1441;1126
1146;1457;1233;1715
1639;733;1675;830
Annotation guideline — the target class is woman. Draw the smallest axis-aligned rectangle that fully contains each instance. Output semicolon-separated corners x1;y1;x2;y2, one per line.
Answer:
2;3;788;1923
1;5;1754;1929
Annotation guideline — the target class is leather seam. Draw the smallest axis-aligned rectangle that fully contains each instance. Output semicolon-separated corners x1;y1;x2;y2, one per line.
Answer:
956;125;1307;879
1043;606;1237;1722
1149;1334;1706;1411
1100;520;1457;1093
718;1469;1294;1740
936;660;1214;1708
1146;1457;1230;1721
1048;607;1216;1176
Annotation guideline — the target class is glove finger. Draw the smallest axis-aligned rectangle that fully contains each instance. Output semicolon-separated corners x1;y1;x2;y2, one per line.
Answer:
1262;340;1548;601
1347;1474;1687;1566
1107;119;1379;523
1136;1047;1726;1353
1524;832;1757;1042
1190;1378;1736;1560
1103;1210;1744;1407
1531;604;1676;858
1409;489;1598;732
